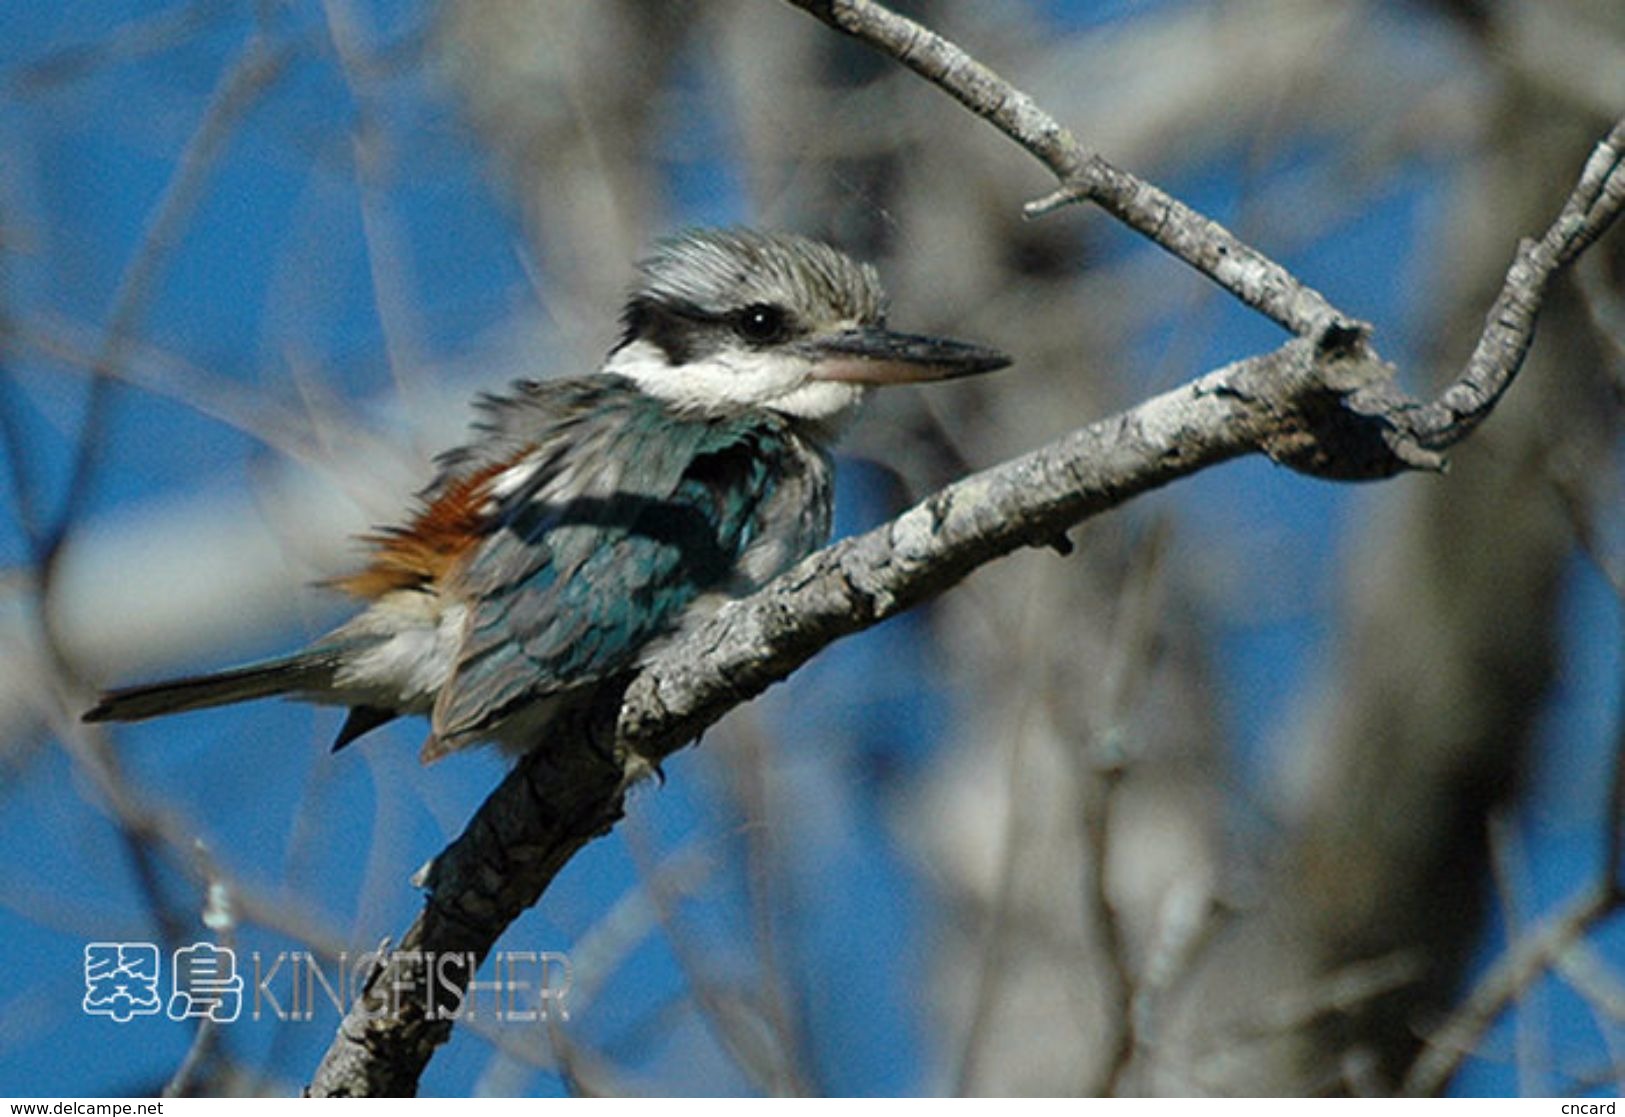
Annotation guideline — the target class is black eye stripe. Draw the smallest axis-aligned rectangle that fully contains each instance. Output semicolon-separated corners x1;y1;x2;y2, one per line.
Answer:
618;296;801;363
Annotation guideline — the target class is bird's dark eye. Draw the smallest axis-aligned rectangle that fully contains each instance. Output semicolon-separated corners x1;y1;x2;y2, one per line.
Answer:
734;303;791;345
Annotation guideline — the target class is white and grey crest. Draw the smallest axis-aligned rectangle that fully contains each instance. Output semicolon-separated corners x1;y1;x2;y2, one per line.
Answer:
632;228;886;327
604;229;888;426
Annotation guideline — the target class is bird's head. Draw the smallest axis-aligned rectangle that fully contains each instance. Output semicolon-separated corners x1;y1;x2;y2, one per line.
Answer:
605;228;1009;430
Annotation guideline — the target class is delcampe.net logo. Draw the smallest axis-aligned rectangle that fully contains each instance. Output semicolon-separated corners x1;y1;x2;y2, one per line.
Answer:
82;941;571;1024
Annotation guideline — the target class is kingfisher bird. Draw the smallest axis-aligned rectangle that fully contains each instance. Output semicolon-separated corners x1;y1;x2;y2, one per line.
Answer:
84;229;1009;763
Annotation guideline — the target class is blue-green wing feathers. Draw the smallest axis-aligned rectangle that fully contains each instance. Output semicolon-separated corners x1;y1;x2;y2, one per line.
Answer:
429;380;799;753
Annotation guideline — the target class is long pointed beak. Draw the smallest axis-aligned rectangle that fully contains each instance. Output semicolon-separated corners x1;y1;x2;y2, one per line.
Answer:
803;326;1011;385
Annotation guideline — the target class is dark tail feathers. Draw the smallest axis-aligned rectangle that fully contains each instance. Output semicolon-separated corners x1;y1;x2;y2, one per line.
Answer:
83;650;343;725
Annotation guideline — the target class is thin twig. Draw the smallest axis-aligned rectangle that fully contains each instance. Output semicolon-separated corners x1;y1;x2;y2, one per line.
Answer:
15;24;293;978
621;806;811;1095
1399;885;1619;1096
785;0;1348;340
36;31;292;583
1079;525;1171;1096
951;579;1044;1097
1401;591;1625;1096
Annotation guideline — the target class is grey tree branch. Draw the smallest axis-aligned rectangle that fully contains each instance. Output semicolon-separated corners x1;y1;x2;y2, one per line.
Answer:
1356;117;1625;453
305;3;1625;1096
785;0;1349;340
786;0;1625;469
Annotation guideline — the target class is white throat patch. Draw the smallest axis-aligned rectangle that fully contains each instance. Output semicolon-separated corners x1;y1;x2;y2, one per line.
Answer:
603;338;867;424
